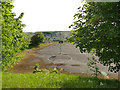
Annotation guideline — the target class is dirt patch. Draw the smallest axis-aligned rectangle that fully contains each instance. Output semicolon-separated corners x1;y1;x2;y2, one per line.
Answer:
7;43;57;73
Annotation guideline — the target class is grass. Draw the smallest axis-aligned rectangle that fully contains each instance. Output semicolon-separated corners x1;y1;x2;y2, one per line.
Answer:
2;72;120;88
0;72;2;89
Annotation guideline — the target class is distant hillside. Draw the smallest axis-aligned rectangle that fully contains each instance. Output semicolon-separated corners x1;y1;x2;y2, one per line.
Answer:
42;31;71;41
25;31;72;41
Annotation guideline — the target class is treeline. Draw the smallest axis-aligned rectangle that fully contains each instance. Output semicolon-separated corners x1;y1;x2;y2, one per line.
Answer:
1;1;44;71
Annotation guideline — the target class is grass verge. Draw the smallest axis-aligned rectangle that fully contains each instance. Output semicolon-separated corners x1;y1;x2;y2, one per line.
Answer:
2;72;120;88
16;42;56;58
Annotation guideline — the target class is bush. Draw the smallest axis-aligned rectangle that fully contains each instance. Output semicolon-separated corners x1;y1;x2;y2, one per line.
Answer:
30;32;45;46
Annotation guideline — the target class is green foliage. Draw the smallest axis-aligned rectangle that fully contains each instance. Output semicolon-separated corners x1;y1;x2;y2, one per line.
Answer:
31;32;45;46
49;67;58;74
33;64;58;74
1;2;30;71
87;56;101;78
0;2;2;73
42;32;53;35
21;33;31;50
33;64;40;73
70;2;120;73
68;36;76;43
66;30;76;43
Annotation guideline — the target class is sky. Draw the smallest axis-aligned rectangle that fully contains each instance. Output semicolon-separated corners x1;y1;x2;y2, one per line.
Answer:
12;0;83;32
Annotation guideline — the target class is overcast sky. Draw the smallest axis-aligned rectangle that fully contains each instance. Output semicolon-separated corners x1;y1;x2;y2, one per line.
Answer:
12;0;83;32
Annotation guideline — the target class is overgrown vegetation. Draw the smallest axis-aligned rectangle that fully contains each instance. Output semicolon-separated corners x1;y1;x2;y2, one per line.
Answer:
33;64;58;74
2;72;119;88
69;2;120;73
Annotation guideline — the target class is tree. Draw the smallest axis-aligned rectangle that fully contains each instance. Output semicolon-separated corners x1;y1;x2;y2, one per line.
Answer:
1;1;30;71
31;32;45;46
0;2;2;71
20;32;31;50
69;2;120;73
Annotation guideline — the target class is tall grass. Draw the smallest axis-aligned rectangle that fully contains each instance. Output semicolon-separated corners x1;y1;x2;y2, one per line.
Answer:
2;72;119;88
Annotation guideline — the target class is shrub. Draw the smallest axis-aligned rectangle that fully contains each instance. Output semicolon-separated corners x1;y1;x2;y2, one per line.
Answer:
30;32;45;46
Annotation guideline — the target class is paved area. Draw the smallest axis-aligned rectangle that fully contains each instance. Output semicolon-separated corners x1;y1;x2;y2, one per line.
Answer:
8;42;118;79
37;43;118;75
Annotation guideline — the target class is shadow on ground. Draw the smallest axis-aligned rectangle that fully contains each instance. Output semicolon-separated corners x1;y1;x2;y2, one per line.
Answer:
60;76;120;88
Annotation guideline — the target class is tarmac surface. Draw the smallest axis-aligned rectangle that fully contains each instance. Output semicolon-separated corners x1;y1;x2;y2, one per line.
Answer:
37;43;118;75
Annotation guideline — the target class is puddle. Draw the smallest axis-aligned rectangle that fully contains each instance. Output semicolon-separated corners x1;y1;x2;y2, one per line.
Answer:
55;63;65;66
49;54;72;61
50;56;56;58
71;64;80;66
